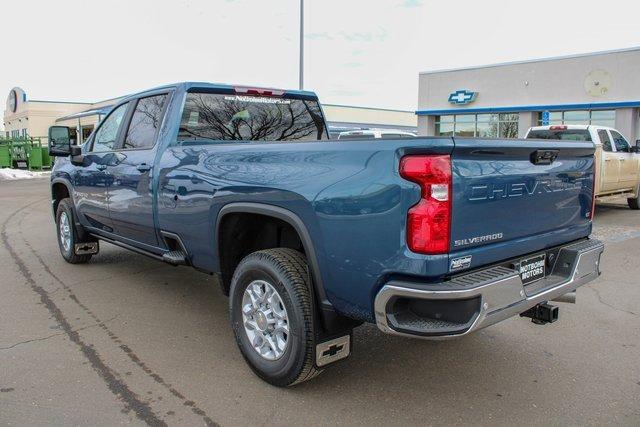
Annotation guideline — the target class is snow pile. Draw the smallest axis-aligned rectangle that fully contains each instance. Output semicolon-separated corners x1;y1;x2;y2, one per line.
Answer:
0;169;51;181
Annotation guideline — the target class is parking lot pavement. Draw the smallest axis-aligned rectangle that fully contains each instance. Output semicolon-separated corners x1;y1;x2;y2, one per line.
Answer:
1;178;639;426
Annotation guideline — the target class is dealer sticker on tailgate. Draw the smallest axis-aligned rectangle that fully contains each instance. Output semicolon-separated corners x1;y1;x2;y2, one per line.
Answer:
519;254;546;284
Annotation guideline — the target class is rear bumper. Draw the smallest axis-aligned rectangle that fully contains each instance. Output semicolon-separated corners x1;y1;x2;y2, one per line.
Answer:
374;239;604;339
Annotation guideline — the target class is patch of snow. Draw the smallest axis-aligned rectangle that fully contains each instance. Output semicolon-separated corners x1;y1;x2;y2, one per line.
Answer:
0;169;51;181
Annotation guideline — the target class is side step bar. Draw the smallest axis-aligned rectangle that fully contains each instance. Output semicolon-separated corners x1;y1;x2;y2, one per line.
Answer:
89;232;190;267
162;250;189;266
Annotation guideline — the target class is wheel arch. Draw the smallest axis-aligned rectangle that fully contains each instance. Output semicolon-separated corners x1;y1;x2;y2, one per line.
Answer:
215;202;329;307
51;178;74;218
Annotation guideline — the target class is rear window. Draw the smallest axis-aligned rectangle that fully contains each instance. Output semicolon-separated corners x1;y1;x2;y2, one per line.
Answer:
178;92;328;142
526;129;592;141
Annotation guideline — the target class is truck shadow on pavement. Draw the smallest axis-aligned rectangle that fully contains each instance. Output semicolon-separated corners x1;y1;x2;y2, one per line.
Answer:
6;184;636;424
88;244;577;401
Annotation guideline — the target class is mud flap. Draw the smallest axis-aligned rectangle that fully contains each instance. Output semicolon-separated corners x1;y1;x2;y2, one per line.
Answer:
315;334;351;367
75;241;99;255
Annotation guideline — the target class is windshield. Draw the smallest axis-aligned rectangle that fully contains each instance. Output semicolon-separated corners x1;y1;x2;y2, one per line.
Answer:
178;92;328;142
527;129;592;141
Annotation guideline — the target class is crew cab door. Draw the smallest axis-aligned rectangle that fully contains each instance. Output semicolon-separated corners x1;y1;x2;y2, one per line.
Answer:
106;93;170;248
596;129;620;193
73;102;129;231
609;129;639;190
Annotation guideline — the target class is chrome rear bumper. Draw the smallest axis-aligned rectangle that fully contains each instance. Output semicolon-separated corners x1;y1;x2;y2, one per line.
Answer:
374;239;604;339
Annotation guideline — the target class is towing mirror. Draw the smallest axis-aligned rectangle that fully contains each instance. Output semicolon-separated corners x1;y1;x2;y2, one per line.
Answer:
48;126;72;156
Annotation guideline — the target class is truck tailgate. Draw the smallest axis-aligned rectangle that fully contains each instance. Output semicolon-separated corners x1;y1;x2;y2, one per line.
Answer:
450;138;595;267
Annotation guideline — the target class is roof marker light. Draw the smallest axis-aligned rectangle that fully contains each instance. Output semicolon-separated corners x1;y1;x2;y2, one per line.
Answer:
234;86;285;97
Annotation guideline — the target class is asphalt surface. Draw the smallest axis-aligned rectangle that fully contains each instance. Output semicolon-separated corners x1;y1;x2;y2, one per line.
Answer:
1;178;639;426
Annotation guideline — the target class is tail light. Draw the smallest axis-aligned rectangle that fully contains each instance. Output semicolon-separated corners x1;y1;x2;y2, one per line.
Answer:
400;155;452;254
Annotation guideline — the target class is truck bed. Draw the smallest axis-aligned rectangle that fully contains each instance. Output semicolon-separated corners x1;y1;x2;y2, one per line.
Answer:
155;136;595;321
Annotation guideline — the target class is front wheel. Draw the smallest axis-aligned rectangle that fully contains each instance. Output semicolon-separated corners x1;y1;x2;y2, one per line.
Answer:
56;198;93;264
229;248;321;387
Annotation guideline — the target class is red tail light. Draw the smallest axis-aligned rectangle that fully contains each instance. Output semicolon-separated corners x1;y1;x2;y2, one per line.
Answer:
400;155;452;254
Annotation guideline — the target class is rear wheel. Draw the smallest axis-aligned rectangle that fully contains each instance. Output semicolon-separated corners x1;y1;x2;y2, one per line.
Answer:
229;248;320;387
56;198;93;264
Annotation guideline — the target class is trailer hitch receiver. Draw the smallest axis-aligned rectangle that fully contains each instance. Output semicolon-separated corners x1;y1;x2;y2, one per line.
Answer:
520;302;558;325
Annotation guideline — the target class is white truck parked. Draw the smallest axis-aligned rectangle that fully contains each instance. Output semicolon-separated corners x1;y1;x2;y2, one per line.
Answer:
526;125;640;209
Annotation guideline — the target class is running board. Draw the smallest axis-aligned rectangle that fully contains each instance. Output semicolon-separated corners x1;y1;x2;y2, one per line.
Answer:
162;250;189;266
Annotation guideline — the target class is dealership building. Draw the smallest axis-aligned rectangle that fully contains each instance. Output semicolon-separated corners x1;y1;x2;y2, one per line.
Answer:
3;87;416;144
417;46;640;143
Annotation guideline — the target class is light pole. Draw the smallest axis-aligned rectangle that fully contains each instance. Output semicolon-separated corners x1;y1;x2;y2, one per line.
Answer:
299;0;304;90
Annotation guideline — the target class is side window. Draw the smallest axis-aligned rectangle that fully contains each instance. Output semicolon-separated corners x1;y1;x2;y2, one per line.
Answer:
123;94;168;150
92;103;128;152
610;131;630;153
598;130;613;152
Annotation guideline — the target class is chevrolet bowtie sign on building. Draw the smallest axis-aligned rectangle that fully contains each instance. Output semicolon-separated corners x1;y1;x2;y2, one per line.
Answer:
448;89;477;105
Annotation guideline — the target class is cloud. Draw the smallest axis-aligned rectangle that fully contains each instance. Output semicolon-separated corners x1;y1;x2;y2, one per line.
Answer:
305;32;334;40
338;27;389;43
397;0;423;7
306;29;388;44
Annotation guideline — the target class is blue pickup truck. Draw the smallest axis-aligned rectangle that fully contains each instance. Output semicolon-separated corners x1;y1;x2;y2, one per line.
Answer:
48;82;604;386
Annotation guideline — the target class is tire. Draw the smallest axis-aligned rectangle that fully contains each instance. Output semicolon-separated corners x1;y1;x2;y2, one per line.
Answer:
628;186;640;210
229;248;321;387
55;198;93;264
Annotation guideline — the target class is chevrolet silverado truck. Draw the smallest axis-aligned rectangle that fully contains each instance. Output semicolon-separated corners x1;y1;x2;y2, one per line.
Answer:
526;124;640;209
48;82;604;386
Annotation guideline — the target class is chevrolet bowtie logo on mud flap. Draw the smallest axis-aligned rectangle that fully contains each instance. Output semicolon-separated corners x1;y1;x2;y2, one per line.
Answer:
315;335;350;367
468;177;587;201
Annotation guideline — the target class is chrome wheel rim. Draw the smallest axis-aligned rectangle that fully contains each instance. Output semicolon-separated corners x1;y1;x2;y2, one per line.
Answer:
241;280;289;361
59;212;72;252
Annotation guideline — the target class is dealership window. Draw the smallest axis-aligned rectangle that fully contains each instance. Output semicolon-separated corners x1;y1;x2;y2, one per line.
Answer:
435;113;519;138
538;110;615;127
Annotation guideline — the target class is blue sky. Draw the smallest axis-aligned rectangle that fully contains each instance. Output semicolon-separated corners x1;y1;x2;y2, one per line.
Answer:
2;0;640;119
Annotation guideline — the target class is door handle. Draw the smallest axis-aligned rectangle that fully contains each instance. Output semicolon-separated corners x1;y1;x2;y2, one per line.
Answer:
96;164;107;171
137;163;152;172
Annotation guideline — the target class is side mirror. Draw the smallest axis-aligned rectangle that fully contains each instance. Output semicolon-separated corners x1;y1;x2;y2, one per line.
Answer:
48;126;72;156
633;140;640;153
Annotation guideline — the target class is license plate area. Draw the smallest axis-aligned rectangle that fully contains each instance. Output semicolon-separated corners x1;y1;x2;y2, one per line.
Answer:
519;254;546;284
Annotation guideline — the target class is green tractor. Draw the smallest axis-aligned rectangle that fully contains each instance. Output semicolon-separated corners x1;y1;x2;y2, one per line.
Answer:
0;137;52;170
